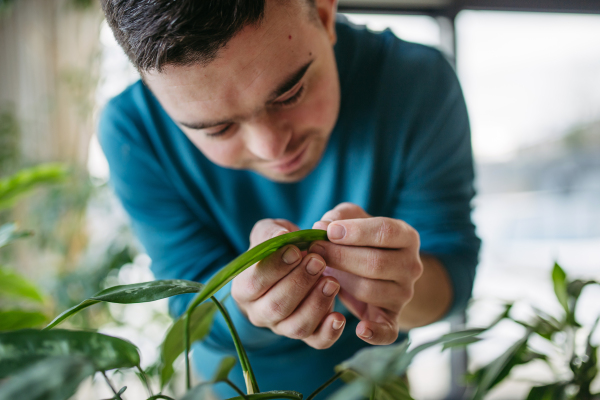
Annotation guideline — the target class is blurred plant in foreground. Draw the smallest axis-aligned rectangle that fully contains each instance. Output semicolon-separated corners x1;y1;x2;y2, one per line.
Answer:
468;263;600;400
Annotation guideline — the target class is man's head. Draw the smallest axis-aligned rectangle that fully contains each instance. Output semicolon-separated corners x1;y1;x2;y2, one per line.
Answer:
102;0;340;182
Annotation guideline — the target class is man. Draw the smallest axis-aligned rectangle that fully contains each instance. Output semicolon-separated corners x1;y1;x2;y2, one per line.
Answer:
99;0;480;398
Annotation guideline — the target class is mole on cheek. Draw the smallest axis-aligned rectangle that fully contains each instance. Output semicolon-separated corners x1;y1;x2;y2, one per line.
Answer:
289;35;292;40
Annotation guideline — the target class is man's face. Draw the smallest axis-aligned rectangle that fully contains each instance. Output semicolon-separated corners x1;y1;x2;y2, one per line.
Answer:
144;0;340;183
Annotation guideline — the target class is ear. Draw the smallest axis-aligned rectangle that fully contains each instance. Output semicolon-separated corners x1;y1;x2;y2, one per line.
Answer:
314;0;338;44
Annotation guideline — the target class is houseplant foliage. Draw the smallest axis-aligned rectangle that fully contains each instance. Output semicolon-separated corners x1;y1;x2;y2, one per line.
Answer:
0;164;70;332
468;263;600;400
0;220;483;400
2;167;598;399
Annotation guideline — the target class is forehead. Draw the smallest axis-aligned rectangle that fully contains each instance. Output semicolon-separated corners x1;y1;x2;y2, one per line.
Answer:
144;1;317;123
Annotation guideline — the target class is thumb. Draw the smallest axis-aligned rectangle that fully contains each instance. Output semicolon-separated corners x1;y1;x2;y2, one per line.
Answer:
356;316;398;345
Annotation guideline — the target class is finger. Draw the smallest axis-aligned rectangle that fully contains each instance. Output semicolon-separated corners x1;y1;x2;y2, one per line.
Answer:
336;287;367;320
303;312;346;350
325;268;407;312
312;219;330;231
232;244;302;303
248;254;326;326
309;242;421;281
249;218;300;248
320;202;371;222
327;217;420;249
274;276;340;341
356;318;399;346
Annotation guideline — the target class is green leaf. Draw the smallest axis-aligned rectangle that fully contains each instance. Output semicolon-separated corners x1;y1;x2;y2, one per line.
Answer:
375;377;413;400
567;280;599;320
336;339;411;382
0;163;69;210
0;310;46;331
0;266;44;303
210;296;259;394
0;329;140;378
525;384;567;400
335;328;483;391
567;279;598;301
441;336;481;351
395;328;485;375
552;263;569;315
181;387;305;400
160;301;217;387
46;279;204;329
224;391;304;400
213;356;237;382
0;223;33;249
185;230;328;316
471;333;531;400
0;356;95;400
326;379;371;400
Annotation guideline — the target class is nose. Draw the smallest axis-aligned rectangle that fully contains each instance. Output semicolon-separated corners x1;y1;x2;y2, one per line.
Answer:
244;114;292;161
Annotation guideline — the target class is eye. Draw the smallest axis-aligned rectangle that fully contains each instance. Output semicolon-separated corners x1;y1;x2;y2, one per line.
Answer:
273;84;305;108
205;124;232;138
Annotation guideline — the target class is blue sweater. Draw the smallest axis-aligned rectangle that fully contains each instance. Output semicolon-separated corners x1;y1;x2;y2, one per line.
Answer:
99;19;480;400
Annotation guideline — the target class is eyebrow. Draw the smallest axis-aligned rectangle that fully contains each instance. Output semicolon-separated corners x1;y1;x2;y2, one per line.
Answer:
178;60;313;131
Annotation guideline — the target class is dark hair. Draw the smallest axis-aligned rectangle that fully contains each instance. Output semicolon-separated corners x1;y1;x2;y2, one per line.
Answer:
101;0;267;72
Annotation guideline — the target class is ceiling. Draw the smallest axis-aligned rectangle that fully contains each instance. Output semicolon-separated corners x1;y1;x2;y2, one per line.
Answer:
338;0;600;17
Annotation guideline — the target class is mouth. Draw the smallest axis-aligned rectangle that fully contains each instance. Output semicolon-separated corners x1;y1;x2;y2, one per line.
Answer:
269;140;310;175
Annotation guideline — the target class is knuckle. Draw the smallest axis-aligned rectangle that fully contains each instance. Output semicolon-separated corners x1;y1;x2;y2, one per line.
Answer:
243;275;260;296
406;257;423;278
291;271;313;289
263;300;288;324
376;218;398;246
247;312;266;328
399;284;415;304
312;294;332;314
356;278;376;300
365;248;385;276
408;226;420;247
287;323;311;340
336;202;356;211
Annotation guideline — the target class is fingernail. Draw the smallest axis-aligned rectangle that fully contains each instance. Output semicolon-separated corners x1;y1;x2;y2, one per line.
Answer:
306;257;324;275
332;320;345;330
328;224;346;240
359;327;373;339
323;281;339;297
282;246;300;264
309;244;325;258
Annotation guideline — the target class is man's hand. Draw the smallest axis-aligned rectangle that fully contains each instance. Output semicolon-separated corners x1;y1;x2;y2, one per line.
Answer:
310;203;426;345
231;218;346;349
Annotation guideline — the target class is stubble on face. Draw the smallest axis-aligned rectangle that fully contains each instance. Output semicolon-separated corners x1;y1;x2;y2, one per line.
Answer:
144;0;340;183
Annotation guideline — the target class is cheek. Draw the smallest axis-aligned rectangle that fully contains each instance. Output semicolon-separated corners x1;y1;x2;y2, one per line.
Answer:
288;74;339;133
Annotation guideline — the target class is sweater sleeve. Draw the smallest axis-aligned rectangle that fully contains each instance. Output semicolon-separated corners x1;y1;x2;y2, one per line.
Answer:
391;50;481;318
97;95;281;350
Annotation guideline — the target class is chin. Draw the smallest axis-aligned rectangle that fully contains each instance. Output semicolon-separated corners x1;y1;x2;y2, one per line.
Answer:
258;164;314;183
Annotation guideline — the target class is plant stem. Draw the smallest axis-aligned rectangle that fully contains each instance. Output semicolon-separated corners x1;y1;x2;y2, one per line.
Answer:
146;395;176;400
136;365;154;397
101;371;122;400
184;311;191;390
211;295;260;394
369;384;376;400
225;379;249;398
306;370;344;400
